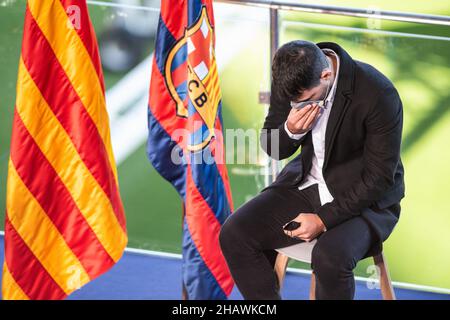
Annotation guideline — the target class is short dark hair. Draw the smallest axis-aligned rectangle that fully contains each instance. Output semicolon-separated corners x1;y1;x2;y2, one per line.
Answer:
271;40;329;101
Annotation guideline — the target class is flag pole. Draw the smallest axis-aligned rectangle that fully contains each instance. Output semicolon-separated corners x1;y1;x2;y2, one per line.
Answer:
268;8;282;182
266;7;290;290
181;201;188;300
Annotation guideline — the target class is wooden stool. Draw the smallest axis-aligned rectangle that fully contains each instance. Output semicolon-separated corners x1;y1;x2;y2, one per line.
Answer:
274;244;396;300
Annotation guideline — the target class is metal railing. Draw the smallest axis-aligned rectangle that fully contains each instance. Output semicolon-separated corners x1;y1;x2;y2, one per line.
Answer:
218;0;450;26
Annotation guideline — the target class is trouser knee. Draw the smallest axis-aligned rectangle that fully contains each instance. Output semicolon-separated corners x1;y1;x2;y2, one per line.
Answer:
311;242;355;281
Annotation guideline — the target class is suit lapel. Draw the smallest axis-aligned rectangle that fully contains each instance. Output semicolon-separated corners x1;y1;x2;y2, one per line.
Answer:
316;42;356;171
323;92;351;170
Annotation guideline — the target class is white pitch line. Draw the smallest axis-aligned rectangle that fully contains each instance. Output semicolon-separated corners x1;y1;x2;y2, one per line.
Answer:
282;20;450;42
125;247;182;260
87;0;160;12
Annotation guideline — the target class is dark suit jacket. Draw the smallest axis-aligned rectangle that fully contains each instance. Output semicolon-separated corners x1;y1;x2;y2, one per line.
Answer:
260;42;405;257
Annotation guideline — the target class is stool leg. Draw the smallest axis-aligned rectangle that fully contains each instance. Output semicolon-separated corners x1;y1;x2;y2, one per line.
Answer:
373;253;396;300
274;253;289;291
309;271;316;300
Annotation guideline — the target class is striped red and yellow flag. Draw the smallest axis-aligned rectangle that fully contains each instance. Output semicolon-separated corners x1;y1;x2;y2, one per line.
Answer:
2;0;127;300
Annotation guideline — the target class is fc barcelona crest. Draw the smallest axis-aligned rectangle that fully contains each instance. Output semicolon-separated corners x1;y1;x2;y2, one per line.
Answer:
165;6;221;152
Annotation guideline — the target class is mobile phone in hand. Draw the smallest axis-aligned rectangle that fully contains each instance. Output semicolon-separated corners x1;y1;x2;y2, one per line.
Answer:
283;221;301;231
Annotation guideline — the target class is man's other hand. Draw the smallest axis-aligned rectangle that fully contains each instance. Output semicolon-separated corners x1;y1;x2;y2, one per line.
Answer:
283;213;326;242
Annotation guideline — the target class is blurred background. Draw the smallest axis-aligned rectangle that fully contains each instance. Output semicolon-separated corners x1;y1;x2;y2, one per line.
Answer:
0;0;449;294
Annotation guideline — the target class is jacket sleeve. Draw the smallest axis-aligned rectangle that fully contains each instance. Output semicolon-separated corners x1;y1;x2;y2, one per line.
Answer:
260;86;306;160
316;86;403;229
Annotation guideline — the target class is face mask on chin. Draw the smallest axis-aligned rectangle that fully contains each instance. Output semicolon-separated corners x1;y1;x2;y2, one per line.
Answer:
290;77;331;110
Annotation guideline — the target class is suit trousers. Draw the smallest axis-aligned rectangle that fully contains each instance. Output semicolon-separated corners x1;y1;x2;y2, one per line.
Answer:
219;183;378;300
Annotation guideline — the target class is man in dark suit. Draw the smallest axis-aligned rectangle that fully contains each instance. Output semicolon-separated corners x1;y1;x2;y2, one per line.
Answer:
219;40;405;300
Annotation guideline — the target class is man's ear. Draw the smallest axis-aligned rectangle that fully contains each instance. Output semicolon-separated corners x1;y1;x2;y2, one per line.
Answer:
321;69;332;81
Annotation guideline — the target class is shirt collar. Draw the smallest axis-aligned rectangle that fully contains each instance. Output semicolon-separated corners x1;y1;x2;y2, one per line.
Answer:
321;48;340;108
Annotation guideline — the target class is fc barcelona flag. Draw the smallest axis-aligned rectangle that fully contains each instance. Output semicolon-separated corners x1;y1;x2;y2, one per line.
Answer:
147;0;235;299
2;0;127;299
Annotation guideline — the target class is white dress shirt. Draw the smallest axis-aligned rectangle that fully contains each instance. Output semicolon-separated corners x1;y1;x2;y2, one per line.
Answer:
284;49;340;207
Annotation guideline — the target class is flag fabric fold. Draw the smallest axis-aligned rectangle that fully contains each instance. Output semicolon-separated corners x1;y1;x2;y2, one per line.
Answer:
147;0;234;299
2;0;127;300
